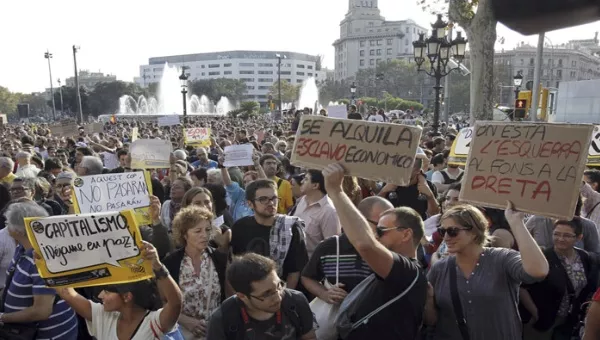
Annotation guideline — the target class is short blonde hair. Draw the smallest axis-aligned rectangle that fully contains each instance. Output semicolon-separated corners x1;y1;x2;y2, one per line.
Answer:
171;206;214;247
441;204;491;246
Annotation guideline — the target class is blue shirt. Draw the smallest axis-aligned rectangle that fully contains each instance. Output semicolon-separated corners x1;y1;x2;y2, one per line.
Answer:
226;182;254;222
191;159;218;169
4;246;78;339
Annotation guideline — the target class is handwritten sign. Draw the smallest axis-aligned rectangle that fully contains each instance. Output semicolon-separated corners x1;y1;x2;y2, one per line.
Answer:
131;127;138;142
327;105;347;119
85;123;104;135
291;116;422;186
460;122;592;219
25;210;153;288
130;139;172;169
0;114;6;125
72;172;153;225
224;144;254;167
158;115;180;127
184;128;211;147
448;127;473;165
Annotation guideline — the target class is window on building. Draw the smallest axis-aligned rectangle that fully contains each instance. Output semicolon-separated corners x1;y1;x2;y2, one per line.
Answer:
201;65;205;69
406;27;409;33
520;59;524;65
387;38;393;45
297;72;305;76
308;73;313;76
201;72;205;76
548;59;553;66
558;59;563;66
247;86;255;90
224;71;232;75
377;49;382;56
370;50;375;56
240;78;254;82
377;40;382;45
258;70;273;75
280;71;291;75
308;65;313;69
283;78;291;82
240;63;254;67
529;58;534;65
370;40;376;46
258;63;274;67
258;86;270;90
257;95;267;99
360;50;365;57
387;48;392;55
258;78;273;82
368;22;374;26
223;63;232;67
360;60;365;66
360;41;366;47
405;39;408;46
208;71;220;76
370;59;375;66
413;27;416;33
557;70;562;78
208;64;219;68
572;60;577;67
240;70;254;74
376;58;381;64
297;64;305;68
297;79;303;83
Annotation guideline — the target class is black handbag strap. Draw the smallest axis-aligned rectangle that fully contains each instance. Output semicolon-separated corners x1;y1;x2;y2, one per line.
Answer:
0;254;21;313
586;201;600;218
449;257;470;340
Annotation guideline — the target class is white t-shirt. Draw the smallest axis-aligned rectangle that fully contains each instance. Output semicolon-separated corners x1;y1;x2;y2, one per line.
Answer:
86;302;173;339
432;169;464;184
368;115;384;122
102;151;119;170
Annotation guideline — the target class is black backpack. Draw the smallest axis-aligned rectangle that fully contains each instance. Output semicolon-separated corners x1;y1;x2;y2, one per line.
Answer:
221;289;304;340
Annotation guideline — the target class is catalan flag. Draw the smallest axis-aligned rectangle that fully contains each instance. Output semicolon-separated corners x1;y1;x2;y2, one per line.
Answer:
110;115;117;124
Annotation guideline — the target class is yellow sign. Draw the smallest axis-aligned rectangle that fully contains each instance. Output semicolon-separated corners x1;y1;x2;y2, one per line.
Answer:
184;127;212;147
71;171;154;225
25;210;153;288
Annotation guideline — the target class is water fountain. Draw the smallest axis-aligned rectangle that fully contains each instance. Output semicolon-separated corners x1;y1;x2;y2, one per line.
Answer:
298;77;319;111
115;62;232;116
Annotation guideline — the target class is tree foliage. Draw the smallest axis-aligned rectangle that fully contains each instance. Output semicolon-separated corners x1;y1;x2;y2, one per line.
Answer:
228;101;259;119
87;81;146;116
268;81;301;104
0;86;20;116
189;78;247;103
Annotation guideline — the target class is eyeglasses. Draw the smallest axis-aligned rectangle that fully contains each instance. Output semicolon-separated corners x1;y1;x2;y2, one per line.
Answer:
376;226;408;238
437;226;472;238
9;187;30;194
552;232;577;239
254;196;279;205
249;281;286;301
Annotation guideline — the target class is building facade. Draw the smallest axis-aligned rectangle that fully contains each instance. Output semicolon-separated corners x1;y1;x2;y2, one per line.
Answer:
135;50;326;103
65;70;116;90
332;0;428;81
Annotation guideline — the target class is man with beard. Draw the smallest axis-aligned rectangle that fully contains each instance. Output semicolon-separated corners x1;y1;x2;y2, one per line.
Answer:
207;253;316;340
259;154;294;214
229;179;308;290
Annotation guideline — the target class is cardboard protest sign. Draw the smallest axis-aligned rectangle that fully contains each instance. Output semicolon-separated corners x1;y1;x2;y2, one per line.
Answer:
460;122;592;220
0;114;7;125
85;123;103;135
131;127;139;142
130;139;172;169
184;127;211;147
291;116;422;186
587;125;600;167
158;116;180;127
50;126;63;136
327;105;347;119
72;172;153;225
224;144;254;167
25;210;153;288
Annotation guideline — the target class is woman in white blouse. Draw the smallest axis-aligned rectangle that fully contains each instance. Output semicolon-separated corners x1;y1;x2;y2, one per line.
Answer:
53;241;183;340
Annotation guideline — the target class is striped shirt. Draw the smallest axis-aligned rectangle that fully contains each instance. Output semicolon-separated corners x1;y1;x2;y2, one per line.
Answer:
3;245;78;340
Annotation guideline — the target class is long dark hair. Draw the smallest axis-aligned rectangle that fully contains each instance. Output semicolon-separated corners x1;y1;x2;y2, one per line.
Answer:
103;279;161;311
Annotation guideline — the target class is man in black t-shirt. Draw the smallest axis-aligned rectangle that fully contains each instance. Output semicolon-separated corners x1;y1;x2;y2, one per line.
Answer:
230;179;309;290
322;163;428;340
207;253;316;340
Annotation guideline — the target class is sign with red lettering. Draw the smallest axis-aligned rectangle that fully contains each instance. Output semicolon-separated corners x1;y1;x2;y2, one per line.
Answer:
290;116;422;186
460;122;593;219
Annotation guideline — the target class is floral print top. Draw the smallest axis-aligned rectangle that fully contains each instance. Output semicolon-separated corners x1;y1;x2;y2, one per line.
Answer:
179;251;222;321
557;252;587;317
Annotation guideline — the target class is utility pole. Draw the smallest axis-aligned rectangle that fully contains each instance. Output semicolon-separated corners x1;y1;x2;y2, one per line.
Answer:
73;45;84;123
57;79;64;114
44;50;57;121
530;33;544;122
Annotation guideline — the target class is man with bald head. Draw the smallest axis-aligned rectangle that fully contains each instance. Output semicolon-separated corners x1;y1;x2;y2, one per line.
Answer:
301;196;394;306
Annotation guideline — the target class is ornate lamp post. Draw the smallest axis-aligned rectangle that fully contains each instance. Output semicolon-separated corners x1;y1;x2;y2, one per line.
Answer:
513;71;523;100
350;82;357;104
413;14;467;133
179;68;189;123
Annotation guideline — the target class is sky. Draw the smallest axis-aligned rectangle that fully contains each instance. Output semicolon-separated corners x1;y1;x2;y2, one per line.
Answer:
2;0;600;93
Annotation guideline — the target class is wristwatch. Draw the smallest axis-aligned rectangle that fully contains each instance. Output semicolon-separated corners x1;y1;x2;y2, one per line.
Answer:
153;265;170;279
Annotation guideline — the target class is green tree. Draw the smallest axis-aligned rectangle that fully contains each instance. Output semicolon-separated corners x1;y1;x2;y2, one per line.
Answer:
19;93;50;116
0;86;19;116
268;81;300;104
355;59;423;100
86;81;147;116
51;86;90;117
189;78;247;102
419;0;497;121
318;78;351;105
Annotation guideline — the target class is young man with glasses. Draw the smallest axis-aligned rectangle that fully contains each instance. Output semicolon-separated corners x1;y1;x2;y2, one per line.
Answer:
321;163;428;340
229;179;308;290
207;253;316;340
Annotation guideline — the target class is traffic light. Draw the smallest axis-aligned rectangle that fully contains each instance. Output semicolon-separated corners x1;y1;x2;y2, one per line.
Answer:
514;99;527;119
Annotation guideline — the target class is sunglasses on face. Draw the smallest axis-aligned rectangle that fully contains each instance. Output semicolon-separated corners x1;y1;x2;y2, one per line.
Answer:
376;226;408;238
437;226;472;238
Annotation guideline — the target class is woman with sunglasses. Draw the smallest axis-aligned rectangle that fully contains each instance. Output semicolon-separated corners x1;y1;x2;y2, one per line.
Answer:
520;219;598;340
425;203;549;340
425;183;462;266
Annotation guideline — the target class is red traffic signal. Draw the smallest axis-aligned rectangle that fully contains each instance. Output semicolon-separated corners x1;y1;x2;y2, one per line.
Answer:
515;99;527;109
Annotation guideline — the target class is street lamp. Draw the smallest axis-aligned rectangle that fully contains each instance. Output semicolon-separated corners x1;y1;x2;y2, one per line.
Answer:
513;71;523;100
72;45;83;124
413;14;467;133
350;82;357;104
179;67;189;123
275;53;287;110
57;79;64;115
44;50;57;121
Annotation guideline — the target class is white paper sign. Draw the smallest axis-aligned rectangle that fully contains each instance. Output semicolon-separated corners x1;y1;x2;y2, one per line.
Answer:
73;172;150;214
589;125;600;156
130;139;172;169
158;116;180;127
30;211;140;272
454;127;473;155
327;105;347;119
223;144;254;167
212;215;225;228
